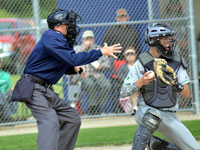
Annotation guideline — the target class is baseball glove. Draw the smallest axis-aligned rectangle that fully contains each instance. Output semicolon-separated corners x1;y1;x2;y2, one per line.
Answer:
153;58;177;85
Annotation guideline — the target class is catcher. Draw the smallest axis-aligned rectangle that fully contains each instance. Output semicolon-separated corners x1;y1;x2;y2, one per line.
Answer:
120;23;200;150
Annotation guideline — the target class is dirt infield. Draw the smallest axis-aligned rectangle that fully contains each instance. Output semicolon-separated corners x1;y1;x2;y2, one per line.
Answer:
0;112;200;136
75;144;132;150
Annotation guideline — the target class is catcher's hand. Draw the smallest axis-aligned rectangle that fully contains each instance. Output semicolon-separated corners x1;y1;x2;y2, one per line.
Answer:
153;58;177;85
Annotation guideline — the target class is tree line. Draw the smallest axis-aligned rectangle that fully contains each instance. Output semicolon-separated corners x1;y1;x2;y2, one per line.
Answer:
0;0;57;18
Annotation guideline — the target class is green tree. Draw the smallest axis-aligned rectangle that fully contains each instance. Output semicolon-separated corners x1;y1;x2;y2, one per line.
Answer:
0;0;57;18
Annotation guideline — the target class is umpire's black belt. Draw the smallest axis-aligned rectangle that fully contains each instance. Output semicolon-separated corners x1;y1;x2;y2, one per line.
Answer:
22;74;52;88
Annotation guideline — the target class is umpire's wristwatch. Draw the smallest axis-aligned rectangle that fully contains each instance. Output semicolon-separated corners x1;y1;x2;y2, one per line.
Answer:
78;67;83;74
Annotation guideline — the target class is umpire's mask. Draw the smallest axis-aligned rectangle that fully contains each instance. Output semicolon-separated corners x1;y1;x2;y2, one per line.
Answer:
47;9;82;48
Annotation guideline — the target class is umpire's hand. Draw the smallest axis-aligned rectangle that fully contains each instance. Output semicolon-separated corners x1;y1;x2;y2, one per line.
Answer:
100;43;122;59
74;66;87;79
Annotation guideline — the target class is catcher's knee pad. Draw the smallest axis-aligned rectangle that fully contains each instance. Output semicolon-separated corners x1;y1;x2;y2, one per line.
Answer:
132;124;153;150
142;108;161;131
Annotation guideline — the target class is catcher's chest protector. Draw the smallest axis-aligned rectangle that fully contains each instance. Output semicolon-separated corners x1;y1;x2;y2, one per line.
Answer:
139;52;181;108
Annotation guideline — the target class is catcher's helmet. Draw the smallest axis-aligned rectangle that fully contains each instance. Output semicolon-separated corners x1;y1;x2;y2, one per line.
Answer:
47;9;81;48
145;23;176;59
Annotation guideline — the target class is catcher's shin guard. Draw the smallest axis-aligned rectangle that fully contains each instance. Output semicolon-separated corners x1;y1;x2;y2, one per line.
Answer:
132;124;153;150
149;136;181;150
132;108;162;150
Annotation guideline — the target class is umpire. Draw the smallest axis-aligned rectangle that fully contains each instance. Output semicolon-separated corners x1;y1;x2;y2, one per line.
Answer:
11;9;121;150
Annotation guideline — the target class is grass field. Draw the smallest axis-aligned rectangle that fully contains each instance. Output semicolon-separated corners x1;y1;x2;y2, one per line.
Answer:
0;120;200;150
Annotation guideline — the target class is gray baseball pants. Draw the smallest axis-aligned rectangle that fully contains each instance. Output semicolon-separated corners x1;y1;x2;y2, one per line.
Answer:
25;83;81;150
135;105;200;150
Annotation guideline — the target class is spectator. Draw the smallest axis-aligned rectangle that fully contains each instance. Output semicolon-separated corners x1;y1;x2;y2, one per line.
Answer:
117;47;139;115
0;59;12;94
164;0;190;109
74;30;111;115
102;8;141;113
102;8;140;60
164;0;188;55
197;33;200;77
165;0;185;18
0;58;17;121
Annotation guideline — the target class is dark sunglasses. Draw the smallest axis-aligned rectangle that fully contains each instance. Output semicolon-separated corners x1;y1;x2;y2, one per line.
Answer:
125;52;136;56
117;14;128;18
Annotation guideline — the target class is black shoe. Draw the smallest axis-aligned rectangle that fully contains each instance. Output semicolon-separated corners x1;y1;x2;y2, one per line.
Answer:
151;141;162;150
148;136;163;150
149;136;181;150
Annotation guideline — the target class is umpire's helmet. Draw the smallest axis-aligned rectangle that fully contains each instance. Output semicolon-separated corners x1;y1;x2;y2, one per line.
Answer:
145;23;176;59
47;9;82;48
47;9;81;29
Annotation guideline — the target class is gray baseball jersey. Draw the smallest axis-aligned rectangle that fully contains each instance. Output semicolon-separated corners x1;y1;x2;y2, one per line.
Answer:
120;60;200;150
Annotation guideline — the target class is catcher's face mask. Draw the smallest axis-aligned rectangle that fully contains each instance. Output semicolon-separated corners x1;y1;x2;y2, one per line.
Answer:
159;35;176;54
145;23;176;59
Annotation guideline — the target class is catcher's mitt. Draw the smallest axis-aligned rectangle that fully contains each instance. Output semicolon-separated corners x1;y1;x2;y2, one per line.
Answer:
153;58;177;85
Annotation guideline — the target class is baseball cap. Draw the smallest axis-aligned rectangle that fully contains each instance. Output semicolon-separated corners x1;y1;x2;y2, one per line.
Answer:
82;30;94;39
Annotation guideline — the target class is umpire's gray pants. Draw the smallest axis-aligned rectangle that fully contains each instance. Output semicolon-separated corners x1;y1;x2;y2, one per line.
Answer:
25;83;81;150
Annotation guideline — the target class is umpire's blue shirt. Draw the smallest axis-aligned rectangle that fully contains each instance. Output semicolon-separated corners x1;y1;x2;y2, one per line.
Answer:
24;29;102;84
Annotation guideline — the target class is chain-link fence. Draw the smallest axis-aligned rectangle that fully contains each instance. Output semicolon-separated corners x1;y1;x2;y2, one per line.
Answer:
0;0;199;125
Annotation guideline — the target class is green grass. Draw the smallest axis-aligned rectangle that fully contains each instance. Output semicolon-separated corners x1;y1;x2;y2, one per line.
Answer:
10;74;20;89
0;120;200;150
